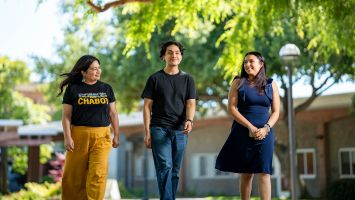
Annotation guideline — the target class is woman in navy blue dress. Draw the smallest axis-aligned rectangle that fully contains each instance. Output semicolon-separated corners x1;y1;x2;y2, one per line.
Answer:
215;51;280;200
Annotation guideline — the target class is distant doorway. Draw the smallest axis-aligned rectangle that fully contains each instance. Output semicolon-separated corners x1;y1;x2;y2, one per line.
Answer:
271;153;289;198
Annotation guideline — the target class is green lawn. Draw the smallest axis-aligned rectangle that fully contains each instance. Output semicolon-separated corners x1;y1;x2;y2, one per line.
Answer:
206;197;282;200
205;197;318;200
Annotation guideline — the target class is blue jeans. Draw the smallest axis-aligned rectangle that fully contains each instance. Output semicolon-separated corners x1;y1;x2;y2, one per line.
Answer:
150;126;188;200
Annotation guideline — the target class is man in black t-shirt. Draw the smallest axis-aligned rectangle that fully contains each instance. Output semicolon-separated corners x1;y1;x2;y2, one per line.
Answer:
141;41;197;200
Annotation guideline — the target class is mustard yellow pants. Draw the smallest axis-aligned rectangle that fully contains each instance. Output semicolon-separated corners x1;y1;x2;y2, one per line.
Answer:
62;126;112;200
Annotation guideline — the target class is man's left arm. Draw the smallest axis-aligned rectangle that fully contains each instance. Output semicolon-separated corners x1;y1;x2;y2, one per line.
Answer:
183;99;196;134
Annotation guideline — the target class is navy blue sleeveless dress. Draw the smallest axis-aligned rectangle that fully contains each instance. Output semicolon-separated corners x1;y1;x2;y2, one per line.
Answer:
215;78;274;174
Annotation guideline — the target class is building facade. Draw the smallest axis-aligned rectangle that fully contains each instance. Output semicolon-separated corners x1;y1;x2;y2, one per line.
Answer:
120;93;354;198
9;91;354;198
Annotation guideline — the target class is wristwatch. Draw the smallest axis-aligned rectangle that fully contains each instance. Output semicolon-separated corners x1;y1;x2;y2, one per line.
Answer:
185;119;194;126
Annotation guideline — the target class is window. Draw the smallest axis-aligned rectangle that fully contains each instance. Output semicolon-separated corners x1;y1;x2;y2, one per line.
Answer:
135;154;156;180
271;154;280;178
199;156;208;176
191;153;232;179
339;148;355;178
296;149;316;178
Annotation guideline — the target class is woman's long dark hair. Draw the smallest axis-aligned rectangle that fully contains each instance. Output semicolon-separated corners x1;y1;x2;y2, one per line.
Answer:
57;55;100;96
238;51;267;94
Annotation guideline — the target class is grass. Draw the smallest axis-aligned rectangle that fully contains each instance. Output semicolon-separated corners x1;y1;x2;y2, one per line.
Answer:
205;197;318;200
206;197;280;200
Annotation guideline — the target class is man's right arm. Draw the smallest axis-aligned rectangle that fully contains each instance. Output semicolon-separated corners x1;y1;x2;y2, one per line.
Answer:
143;98;153;148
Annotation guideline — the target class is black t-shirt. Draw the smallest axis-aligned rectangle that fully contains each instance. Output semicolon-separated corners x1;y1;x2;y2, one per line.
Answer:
62;81;115;127
141;69;197;130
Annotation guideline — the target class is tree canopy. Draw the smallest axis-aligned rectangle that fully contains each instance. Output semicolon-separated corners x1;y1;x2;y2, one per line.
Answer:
35;0;354;118
0;56;53;176
0;56;50;124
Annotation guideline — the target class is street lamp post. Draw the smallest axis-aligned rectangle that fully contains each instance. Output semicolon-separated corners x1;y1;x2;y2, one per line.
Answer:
279;43;300;200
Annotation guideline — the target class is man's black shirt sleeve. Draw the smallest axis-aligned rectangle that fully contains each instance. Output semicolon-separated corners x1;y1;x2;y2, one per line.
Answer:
141;75;155;99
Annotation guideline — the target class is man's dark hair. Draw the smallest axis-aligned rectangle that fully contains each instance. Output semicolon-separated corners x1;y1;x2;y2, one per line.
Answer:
159;41;184;59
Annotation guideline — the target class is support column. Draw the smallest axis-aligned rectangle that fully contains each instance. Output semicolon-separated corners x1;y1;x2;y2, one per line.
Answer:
27;146;40;182
0;147;9;194
181;157;186;196
316;123;327;195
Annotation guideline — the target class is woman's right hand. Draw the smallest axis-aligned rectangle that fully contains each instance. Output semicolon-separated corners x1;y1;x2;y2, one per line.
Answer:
248;125;259;138
249;126;267;140
64;137;74;152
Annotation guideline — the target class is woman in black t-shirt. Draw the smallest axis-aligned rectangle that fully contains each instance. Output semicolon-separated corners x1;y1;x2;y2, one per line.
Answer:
58;55;119;200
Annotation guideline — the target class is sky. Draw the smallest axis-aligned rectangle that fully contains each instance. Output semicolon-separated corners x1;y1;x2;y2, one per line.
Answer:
0;0;64;62
0;0;354;98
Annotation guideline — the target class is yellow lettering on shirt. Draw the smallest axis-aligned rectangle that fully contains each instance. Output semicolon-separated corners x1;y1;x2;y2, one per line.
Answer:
78;97;108;105
101;98;108;104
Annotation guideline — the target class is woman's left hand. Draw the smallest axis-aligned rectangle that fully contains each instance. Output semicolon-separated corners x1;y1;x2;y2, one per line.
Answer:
254;128;268;140
112;135;119;148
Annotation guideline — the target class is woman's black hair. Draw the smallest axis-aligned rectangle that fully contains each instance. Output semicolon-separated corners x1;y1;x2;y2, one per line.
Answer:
238;51;267;94
159;40;184;59
57;55;100;96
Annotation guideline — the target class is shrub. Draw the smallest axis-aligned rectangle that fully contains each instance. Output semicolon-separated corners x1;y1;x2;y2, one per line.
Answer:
2;182;61;200
326;179;355;200
118;181;144;198
48;152;65;182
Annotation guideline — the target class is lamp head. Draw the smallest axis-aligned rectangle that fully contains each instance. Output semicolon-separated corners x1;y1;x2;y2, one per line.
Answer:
279;43;300;61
